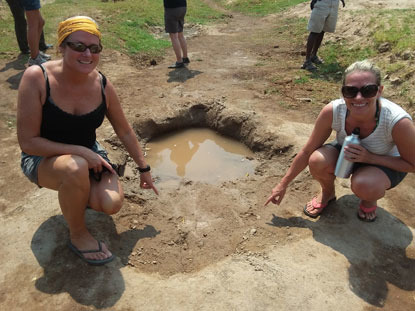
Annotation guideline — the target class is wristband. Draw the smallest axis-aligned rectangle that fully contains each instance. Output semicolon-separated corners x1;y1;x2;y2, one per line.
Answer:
138;165;151;173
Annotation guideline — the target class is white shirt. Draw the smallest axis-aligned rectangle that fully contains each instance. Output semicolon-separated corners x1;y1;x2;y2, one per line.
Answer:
331;97;412;156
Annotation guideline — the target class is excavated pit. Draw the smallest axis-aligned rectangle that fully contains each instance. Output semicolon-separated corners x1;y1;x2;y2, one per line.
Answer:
103;100;294;275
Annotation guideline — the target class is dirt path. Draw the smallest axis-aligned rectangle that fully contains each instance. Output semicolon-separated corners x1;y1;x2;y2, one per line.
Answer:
0;1;414;310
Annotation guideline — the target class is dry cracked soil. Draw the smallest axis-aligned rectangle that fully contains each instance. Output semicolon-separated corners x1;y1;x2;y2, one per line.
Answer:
0;1;414;310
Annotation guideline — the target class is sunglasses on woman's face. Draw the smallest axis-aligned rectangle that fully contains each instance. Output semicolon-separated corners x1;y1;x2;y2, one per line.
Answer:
65;41;103;54
341;84;379;98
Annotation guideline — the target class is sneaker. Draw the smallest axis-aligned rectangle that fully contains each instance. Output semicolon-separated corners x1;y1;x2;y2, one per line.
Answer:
168;61;185;68
40;43;53;52
310;55;324;64
301;60;317;71
39;51;51;60
28;54;48;66
182;57;190;64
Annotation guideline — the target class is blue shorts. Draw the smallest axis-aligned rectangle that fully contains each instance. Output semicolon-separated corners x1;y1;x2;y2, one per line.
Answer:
19;0;41;11
21;141;111;186
326;143;407;189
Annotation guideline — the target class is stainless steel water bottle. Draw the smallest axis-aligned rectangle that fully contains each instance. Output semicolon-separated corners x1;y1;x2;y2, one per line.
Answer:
334;127;361;178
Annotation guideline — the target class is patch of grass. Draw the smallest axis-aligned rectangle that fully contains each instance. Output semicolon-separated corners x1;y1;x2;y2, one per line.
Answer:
384;62;405;75
371;10;415;53
0;0;225;57
214;0;308;16
294;75;309;84
309;41;375;82
0;5;16;54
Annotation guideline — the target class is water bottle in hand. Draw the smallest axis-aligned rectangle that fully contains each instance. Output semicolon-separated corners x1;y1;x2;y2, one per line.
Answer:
335;128;361;178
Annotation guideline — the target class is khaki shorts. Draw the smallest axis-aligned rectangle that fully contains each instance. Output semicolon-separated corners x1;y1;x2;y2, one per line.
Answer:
307;0;339;33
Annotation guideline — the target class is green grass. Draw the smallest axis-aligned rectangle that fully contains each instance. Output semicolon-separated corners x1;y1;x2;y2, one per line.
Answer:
0;0;225;56
371;10;415;53
213;0;308;16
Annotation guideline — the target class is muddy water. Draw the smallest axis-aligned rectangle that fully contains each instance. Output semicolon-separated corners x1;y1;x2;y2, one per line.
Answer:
145;128;256;185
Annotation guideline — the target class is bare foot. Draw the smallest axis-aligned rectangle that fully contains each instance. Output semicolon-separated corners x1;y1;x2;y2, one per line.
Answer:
70;232;112;261
304;192;336;217
357;202;377;222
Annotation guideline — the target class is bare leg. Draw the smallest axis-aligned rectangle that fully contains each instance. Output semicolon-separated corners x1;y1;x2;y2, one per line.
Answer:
351;167;390;221
38;155;123;261
305;146;338;216
169;32;183;63
178;32;188;59
311;31;324;58
25;9;44;59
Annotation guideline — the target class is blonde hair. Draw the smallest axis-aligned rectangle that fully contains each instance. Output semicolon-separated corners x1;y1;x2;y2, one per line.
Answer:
342;60;382;86
57;16;101;47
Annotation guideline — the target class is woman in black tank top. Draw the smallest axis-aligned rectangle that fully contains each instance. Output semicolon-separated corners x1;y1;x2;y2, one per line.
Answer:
17;16;158;265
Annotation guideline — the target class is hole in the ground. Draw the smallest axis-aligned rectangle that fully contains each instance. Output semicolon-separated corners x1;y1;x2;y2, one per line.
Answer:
146;127;256;186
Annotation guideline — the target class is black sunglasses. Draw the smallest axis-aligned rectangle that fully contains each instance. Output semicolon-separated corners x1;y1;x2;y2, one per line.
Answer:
65;41;103;54
341;84;379;99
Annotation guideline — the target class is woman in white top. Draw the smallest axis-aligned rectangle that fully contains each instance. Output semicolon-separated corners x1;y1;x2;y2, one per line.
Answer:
265;60;415;222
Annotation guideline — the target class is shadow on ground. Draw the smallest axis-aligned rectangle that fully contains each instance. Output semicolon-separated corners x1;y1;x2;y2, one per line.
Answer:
268;194;415;307
167;67;202;83
31;212;160;309
0;56;27;89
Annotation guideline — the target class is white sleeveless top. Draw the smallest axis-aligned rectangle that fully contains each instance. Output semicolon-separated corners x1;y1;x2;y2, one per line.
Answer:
331;97;412;156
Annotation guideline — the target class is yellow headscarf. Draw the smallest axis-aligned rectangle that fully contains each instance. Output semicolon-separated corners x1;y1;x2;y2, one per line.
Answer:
57;16;102;47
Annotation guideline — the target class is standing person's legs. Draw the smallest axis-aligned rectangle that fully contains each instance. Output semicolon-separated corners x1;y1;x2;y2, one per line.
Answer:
304;146;339;216
311;31;324;59
169;32;184;63
165;6;187;67
25;8;44;60
6;0;29;54
178;31;189;63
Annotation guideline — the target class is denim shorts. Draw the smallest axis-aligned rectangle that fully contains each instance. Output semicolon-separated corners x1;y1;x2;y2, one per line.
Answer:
19;0;41;11
21;141;111;186
164;7;186;33
326;142;407;189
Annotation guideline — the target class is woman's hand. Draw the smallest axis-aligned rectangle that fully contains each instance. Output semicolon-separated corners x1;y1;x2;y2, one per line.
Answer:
344;144;371;163
264;183;287;206
84;149;116;175
139;172;159;195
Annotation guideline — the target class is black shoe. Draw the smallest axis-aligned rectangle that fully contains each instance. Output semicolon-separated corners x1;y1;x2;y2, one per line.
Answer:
182;57;190;64
40;43;53;51
168;61;185;68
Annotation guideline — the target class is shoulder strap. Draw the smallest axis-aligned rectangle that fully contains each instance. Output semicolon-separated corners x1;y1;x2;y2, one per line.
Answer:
37;64;51;98
98;71;107;107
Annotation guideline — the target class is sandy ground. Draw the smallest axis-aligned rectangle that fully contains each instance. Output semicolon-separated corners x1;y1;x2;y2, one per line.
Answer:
0;1;414;310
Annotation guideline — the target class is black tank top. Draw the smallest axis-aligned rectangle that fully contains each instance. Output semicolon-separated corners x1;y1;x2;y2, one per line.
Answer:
38;64;107;149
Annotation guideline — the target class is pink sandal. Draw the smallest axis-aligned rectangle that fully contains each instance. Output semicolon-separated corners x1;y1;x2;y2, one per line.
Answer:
303;196;336;218
357;203;377;222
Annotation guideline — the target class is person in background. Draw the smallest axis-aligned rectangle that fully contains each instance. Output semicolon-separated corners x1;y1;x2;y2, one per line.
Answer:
164;0;190;68
5;0;52;55
19;0;51;65
265;60;415;222
301;0;345;71
17;16;158;265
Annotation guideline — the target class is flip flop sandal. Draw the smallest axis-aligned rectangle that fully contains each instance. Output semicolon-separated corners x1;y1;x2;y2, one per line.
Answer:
357;203;377;222
68;240;115;266
303;196;336;218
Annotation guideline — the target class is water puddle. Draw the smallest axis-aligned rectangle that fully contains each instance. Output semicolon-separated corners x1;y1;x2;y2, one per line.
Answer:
145;128;256;185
